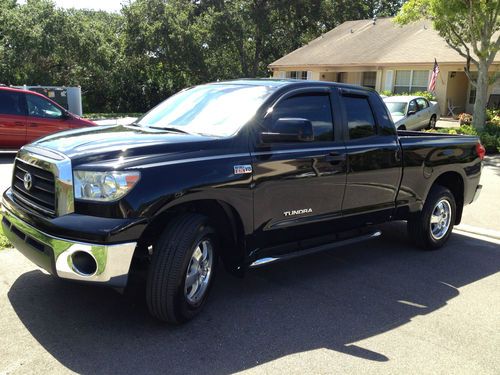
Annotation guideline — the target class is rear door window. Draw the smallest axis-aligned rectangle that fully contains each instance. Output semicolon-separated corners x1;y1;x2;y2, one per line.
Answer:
272;93;334;142
0;91;26;116
343;96;376;139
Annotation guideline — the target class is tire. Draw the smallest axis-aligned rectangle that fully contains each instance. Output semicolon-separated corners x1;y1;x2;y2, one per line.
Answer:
407;185;456;250
146;213;218;323
428;115;437;129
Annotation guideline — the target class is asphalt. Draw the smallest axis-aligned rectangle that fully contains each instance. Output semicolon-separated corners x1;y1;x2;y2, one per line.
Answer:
0;154;499;374
0;224;499;374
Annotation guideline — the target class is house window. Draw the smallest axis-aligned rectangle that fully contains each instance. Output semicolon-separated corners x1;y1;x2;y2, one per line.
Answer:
362;72;377;89
286;71;308;80
393;70;429;94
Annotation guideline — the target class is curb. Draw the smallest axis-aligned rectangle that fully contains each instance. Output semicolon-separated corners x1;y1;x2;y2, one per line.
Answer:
454;224;500;240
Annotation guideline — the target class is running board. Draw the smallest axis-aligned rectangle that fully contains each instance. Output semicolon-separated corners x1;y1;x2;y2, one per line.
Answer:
249;230;382;268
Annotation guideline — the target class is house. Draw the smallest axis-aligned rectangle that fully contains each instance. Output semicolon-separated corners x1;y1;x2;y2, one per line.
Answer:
269;18;500;116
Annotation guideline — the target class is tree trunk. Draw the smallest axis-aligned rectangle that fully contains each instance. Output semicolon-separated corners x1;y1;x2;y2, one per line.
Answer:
473;60;489;130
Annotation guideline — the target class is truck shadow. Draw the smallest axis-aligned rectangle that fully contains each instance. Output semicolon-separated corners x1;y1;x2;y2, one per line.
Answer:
7;222;500;374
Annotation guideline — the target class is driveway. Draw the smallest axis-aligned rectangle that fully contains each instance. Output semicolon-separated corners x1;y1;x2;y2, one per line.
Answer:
0;224;499;374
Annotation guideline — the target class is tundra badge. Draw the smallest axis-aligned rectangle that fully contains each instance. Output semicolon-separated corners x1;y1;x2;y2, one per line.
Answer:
284;208;313;217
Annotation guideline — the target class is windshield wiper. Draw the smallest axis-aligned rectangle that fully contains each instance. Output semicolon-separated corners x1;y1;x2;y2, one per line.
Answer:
148;126;191;134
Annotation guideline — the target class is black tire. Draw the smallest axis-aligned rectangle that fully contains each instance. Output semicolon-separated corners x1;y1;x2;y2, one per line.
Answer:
146;213;217;323
428;115;437;129
407;185;456;250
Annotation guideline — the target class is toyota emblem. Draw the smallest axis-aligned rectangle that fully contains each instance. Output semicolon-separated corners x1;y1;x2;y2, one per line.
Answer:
23;172;33;191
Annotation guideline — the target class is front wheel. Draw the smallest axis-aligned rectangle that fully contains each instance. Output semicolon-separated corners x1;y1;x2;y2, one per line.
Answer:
407;185;456;250
146;213;218;323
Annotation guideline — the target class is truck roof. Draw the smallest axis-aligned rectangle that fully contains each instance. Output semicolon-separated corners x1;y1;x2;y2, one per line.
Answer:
210;78;376;93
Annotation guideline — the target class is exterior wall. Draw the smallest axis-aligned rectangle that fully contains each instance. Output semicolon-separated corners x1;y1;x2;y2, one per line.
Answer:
271;63;499;117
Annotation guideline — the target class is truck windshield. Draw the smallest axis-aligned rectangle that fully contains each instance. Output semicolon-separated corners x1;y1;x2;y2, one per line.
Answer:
384;101;407;116
136;84;274;137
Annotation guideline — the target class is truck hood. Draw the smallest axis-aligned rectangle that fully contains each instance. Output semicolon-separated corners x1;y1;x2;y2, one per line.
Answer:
32;125;221;166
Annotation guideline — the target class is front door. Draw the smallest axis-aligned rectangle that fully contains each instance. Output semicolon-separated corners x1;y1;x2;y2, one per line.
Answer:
251;88;347;251
26;93;70;143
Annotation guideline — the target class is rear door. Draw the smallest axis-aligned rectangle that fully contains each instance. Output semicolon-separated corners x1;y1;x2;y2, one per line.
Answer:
0;90;27;149
340;89;401;219
252;87;347;249
26;93;70;143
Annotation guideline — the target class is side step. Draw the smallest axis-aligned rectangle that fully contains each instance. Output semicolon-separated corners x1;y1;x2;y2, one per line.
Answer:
249;230;382;268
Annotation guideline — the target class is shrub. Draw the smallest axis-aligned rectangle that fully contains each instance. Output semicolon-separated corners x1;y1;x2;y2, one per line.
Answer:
379;90;436;101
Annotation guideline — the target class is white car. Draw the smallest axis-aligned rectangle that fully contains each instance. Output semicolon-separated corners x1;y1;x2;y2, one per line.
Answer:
383;95;440;130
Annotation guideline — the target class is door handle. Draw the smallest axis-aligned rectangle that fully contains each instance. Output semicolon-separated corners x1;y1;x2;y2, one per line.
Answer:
29;123;39;128
14;122;25;127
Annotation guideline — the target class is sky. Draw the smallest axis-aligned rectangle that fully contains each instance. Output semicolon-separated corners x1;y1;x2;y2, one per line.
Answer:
18;0;125;12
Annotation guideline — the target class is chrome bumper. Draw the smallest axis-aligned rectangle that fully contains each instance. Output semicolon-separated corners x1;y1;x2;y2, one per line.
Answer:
1;203;136;288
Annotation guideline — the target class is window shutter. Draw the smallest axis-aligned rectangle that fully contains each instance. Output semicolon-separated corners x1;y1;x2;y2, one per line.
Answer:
307;71;312;80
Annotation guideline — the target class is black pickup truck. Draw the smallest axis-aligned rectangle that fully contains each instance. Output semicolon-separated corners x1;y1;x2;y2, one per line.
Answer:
2;79;484;323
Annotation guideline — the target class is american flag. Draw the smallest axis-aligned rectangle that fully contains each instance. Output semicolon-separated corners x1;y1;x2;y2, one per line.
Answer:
428;59;440;92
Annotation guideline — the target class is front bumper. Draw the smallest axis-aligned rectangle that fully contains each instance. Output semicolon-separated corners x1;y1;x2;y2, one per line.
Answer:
2;201;136;288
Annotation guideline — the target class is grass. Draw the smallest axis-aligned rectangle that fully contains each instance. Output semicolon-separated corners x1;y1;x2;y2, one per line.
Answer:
0;215;12;249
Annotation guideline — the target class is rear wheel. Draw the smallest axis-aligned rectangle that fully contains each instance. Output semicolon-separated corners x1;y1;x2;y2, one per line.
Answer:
428;115;437;129
146;213;217;323
408;185;456;250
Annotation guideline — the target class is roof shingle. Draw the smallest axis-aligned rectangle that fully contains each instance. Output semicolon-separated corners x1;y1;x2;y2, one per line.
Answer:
269;18;500;68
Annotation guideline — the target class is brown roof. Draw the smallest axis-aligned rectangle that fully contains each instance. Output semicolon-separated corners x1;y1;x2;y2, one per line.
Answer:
269;18;500;68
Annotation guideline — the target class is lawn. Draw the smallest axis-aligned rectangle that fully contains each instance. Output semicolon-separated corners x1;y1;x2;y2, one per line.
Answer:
0;215;12;249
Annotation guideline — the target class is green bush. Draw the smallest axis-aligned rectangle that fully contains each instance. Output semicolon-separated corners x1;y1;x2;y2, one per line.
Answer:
83;113;143;121
0;216;12;249
429;124;499;153
379;90;436;101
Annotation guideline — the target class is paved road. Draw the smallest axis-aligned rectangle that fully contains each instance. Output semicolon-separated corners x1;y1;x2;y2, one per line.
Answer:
461;155;500;232
0;224;499;374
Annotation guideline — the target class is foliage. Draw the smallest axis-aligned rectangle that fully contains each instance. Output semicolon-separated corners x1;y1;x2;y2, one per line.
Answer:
0;216;12;249
0;0;404;113
82;113;143;121
427;124;500;153
380;90;436;101
395;0;500;129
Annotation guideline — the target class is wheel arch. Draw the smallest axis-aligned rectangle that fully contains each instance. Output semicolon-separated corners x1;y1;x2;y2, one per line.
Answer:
429;171;464;225
135;199;247;275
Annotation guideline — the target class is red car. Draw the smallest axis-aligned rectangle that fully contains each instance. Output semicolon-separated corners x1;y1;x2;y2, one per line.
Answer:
0;86;95;150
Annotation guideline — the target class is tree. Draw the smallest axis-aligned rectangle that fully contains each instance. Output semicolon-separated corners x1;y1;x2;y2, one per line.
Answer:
395;0;500;129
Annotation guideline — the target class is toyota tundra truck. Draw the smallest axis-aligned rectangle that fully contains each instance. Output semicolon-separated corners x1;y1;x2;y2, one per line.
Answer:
1;79;484;324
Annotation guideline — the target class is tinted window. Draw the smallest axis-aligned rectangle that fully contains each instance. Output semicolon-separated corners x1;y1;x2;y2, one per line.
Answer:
343;96;376;139
27;94;62;119
416;98;429;110
272;93;333;141
0;91;25;116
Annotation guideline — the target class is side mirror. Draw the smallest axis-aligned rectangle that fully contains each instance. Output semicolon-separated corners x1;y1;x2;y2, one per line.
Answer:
261;118;314;143
407;110;416;116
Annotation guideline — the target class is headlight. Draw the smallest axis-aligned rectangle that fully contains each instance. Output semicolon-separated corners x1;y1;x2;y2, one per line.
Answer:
73;171;140;201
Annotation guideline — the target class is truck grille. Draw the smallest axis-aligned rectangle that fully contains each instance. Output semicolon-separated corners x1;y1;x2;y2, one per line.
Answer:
12;159;56;216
